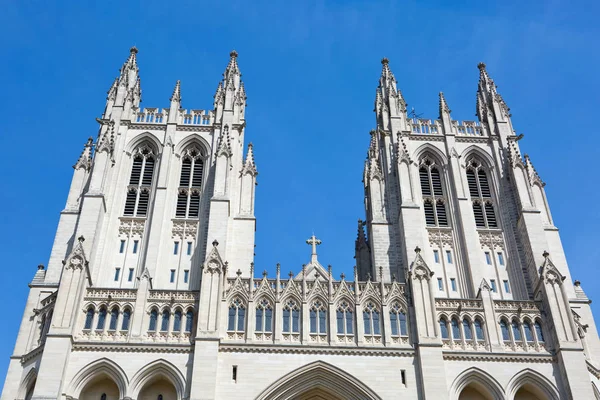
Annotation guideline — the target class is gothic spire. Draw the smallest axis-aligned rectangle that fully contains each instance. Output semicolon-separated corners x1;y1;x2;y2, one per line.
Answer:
476;62;510;121
119;47;139;88
170;80;181;103
224;50;241;91
73;137;94;170
524;154;545;187
375;57;407;130
438;91;451;119
216;126;232;157
106;77;119;101
241;143;258;176
355;219;368;251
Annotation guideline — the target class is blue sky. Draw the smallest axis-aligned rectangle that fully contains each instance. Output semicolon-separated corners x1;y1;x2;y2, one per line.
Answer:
0;0;599;383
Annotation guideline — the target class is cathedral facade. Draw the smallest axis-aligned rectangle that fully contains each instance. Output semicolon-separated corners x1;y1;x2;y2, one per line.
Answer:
2;48;600;400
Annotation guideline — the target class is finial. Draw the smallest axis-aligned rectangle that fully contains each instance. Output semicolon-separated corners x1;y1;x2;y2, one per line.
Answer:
392;274;397;282
477;62;486;71
328;265;332;275
236;269;242;277
130;46;138;54
78;235;85;243
379;266;383;280
542;250;549;258
574;280;581;287
415;246;421;253
381;57;389;65
340;273;346;280
366;273;371;281
288;271;294;279
212;239;219;247
262;270;268;278
230;50;238;58
276;263;281;273
37;264;45;270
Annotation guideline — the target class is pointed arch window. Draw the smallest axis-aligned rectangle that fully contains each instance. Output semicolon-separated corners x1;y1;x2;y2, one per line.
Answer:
534;321;545;342
500;319;510;341
124;145;156;217
149;308;158;331
84;307;94;330
363;301;381;335
96;307;107;330
511;319;522;341
121;308;131;331
255;299;273;333
176;146;204;218
466;160;498;228
440;318;449;339
474;318;485;341
109;307;119;330
451;317;461;339
523;321;534;342
161;310;170;332
282;300;300;333
336;301;354;335
173;309;182;332
228;298;246;332
185;309;194;333
310;301;327;334
390;302;408;337
463;318;473;340
419;157;448;227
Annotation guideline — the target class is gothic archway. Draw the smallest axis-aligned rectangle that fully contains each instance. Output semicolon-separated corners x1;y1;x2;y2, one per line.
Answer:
128;359;186;400
68;358;128;400
506;369;560;400
255;361;382;400
450;367;505;400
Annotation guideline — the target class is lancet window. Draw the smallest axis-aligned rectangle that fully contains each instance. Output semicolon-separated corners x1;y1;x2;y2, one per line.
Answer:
336;301;354;335
389;302;408;337
362;301;381;335
282;300;300;333
419;157;448;226
255;299;273;333
228;298;246;332
466;159;497;228
310;301;327;334
176;146;204;218
185;309;194;333
124;144;156;217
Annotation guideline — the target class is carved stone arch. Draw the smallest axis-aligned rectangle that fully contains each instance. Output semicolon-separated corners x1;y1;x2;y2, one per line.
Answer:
255;360;382;400
413;143;448;167
226;287;250;304
307;295;328;308
506;368;560;400
254;294;275;308
174;133;210;158
128;359;186;400
67;358;128;399
334;295;355;309
17;367;37;400
360;295;382;310
449;366;505;400
282;292;303;307
125;131;162;155
460;145;496;171
384;293;408;309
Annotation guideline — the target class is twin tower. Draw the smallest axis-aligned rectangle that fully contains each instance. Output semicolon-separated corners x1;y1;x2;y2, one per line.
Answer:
3;48;600;400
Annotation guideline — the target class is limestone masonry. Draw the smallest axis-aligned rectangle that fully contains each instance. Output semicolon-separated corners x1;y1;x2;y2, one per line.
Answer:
3;48;600;400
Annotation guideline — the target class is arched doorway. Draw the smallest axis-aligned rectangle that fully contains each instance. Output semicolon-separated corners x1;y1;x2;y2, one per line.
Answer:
79;377;120;400
138;377;177;400
458;383;494;400
514;384;546;400
297;388;342;400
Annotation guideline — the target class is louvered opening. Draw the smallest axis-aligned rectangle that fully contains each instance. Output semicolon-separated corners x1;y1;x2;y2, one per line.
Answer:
485;202;497;227
436;199;448;226
467;169;479;198
141;157;155;186
420;167;431;196
176;191;188;218
188;191;200;218
473;201;485;227
129;156;143;185
191;160;204;187
424;200;435;226
478;169;491;197
180;158;192;187
431;167;443;196
124;189;137;216
137;189;149;216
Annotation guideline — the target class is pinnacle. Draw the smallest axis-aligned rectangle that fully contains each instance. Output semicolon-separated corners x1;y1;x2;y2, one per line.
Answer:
170;80;181;103
381;57;389;65
130;46;138;54
230;50;238;58
477;62;486;71
439;91;451;117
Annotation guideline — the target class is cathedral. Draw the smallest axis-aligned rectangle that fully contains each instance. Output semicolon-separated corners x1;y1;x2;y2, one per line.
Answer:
3;47;600;400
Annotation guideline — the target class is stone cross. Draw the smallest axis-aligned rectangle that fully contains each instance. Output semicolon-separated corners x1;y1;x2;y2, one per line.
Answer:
306;234;322;263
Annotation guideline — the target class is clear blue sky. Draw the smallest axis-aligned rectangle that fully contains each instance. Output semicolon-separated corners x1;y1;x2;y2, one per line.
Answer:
0;0;599;383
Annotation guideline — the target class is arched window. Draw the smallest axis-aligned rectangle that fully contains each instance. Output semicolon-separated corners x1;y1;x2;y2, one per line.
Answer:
109;307;119;330
149;308;158;331
363;302;381;335
336;301;353;335
124;144;156;217
161;310;170;332
474;318;485;341
310;301;327;334
451;317;461;339
173;309;182;332
121;308;131;331
534;321;545;342
523;321;534;342
440;318;449;339
282;300;300;333
466;159;497;228
463;318;473;340
500;319;510;341
96;307;107;330
228;298;245;332
419;158;449;227
512;319;522;341
389;302;408;336
176;146;204;218
185;309;194;333
84;307;94;330
255;299;273;333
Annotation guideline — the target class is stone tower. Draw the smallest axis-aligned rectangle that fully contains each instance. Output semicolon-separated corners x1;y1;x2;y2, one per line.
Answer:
3;49;600;400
